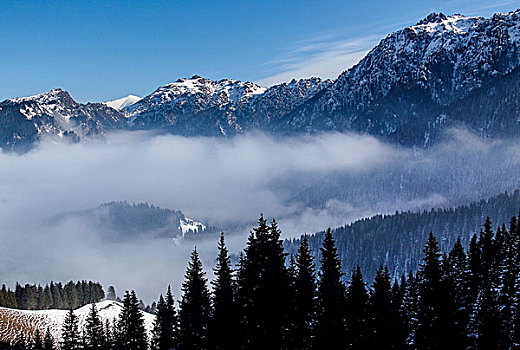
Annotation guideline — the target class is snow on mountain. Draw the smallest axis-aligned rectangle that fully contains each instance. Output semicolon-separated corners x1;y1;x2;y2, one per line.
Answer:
0;300;154;345
8;89;78;121
0;89;127;151
2;10;520;149
282;9;520;144
323;10;520;109
104;95;141;111
179;217;207;236
126;75;266;118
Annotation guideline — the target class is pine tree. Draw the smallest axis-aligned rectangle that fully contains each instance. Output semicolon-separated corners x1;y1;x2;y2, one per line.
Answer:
415;233;455;350
103;319;113;350
178;248;211;350
151;287;177;350
116;291;148;350
446;237;471;349
469;286;504;349
84;303;105;350
43;327;54;350
288;235;316;350
235;216;290;350
314;228;347;350
208;233;238;350
15;330;26;350
61;309;80;350
33;329;43;350
368;266;404;350
345;266;368;350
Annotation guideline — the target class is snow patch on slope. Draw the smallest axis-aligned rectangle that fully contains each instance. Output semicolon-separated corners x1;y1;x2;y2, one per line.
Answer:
179;217;206;235
104;95;141;111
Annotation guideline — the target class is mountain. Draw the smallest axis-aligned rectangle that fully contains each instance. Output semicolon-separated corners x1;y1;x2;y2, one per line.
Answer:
0;89;126;151
52;201;207;241
0;300;154;346
104;95;141;111
284;190;520;282
281;10;520;145
2;10;520;149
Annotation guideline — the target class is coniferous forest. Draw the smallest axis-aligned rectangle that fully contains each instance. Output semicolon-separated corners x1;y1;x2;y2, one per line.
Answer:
6;213;520;350
0;281;104;310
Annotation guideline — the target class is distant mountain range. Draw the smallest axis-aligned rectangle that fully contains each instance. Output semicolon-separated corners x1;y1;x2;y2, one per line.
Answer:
2;10;520;150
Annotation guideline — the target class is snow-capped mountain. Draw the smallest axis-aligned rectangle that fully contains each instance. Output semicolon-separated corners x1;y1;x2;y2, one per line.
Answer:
0;89;126;151
104;95;141;111
283;10;520;144
125;76;330;136
0;300;154;346
2;10;520;149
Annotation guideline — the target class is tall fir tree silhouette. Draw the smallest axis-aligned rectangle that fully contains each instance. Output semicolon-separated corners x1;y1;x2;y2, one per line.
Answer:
287;235;316;350
314;228;347;350
84;303;105;350
368;266;404;350
345;266;368;350
178;248;211;350
61;309;80;350
208;233;238;350
116;291;148;350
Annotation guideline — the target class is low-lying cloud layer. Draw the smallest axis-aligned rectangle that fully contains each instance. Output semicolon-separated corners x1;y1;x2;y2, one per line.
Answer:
0;129;519;302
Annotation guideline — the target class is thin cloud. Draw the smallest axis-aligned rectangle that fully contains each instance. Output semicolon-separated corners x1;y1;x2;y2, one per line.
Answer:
256;34;381;86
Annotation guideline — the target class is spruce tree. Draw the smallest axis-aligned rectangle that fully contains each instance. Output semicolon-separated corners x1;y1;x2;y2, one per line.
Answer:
415;233;455;350
151;287;177;350
469;286;504;349
178;248;211;350
345;266;368;350
33;329;43;350
15;330;26;350
116;291;148;350
235;216;290;350
84;303;105;350
288;235;316;350
61;309;80;350
446;237;471;349
368;266;404;350
43;327;54;350
314;228;347;350
208;233;238;350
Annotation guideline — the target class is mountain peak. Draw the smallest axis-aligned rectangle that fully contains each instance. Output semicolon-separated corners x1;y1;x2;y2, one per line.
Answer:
416;12;448;25
104;95;141;111
9;88;73;105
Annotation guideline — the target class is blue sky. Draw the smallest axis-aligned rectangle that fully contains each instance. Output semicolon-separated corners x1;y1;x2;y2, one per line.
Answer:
1;0;518;102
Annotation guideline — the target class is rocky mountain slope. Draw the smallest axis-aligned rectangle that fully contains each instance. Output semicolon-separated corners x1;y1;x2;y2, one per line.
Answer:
282;10;520;145
2;10;520;150
0;89;126;151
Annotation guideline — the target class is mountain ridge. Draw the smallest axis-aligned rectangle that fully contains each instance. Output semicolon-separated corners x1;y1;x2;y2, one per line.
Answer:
2;10;520;150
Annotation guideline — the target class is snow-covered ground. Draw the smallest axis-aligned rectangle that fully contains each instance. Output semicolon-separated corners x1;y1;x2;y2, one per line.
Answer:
0;300;154;345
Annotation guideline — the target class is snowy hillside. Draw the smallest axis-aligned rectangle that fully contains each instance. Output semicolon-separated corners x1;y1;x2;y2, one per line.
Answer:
0;300;154;345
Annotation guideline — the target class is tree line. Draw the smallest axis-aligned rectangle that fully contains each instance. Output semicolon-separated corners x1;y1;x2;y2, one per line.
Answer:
0;281;104;310
8;212;520;349
285;189;520;282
